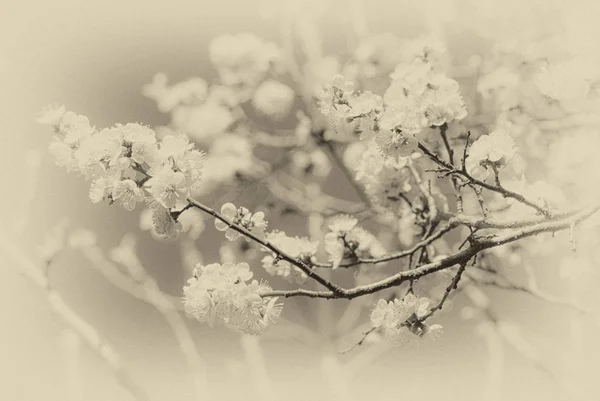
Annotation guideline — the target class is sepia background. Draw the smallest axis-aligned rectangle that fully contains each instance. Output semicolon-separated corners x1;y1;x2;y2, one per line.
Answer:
1;0;599;400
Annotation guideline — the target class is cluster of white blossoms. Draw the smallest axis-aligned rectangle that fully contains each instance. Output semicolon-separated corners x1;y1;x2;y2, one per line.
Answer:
354;141;413;210
209;33;283;89
465;130;518;181
183;262;282;335
370;294;442;346
317;75;384;127
382;60;467;135
373;128;418;159
215;203;267;241
324;215;386;268
38;106;204;224
261;231;319;284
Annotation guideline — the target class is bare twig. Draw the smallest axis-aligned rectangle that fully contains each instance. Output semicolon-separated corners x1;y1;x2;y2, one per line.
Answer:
420;261;470;321
418;142;552;218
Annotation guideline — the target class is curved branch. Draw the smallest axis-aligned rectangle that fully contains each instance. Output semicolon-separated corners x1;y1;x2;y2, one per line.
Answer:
186;197;346;295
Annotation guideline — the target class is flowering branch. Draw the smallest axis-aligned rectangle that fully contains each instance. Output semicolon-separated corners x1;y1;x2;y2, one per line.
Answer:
261;201;600;299
186;197;346;295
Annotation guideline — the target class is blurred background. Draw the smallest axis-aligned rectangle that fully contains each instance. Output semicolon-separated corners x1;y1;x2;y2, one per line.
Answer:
1;0;599;400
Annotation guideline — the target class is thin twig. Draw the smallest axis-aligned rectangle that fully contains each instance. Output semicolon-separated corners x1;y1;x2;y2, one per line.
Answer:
420;261;469;321
418;142;552;218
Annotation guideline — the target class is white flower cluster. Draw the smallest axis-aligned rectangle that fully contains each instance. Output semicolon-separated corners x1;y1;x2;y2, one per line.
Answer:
209;33;283;88
261;231;319;284
183;262;282;335
39;106;204;218
370;294;442;346
373;128;418;159
215;203;267;241
382;60;467;134
354;141;413;210
317;75;383;129
465;130;517;181
324;215;386;269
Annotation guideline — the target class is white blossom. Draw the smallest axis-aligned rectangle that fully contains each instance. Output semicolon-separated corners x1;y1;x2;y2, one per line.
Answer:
209;33;282;88
384;60;467;133
252;80;295;119
215;203;267;241
465;130;517;181
324;215;385;269
370;294;441;345
183;262;281;334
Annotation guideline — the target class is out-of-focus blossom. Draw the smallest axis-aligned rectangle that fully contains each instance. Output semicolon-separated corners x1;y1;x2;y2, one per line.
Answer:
303;56;341;97
290;148;331;178
142;73;208;113
173;103;234;143
535;57;600;108
353;33;403;78
209;33;283;88
252;80;296;119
